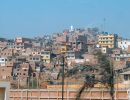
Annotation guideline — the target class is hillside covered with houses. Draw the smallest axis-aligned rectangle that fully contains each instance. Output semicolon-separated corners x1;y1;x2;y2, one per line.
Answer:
0;27;130;90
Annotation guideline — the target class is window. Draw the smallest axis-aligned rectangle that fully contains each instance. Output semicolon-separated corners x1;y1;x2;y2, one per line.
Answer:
2;69;4;71
71;56;75;58
41;52;44;54
36;58;39;60
9;59;12;61
24;69;27;71
2;59;4;61
124;75;129;81
46;52;49;54
62;48;65;51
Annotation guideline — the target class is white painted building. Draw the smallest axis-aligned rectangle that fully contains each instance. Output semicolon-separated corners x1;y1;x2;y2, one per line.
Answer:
128;88;130;100
0;57;7;66
41;51;51;63
118;40;130;50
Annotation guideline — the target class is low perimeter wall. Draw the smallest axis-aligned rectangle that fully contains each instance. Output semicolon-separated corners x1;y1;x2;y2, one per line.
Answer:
10;88;130;100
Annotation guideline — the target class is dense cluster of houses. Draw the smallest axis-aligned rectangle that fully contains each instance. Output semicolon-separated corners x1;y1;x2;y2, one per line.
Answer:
0;27;130;89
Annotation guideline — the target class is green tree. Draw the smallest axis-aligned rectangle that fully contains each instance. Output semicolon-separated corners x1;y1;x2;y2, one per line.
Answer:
76;50;114;100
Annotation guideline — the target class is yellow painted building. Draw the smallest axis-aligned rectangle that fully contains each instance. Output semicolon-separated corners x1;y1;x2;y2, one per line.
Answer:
98;34;116;48
60;44;67;54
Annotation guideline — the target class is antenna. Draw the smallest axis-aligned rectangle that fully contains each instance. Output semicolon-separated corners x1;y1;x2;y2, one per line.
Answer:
100;18;106;33
103;18;106;32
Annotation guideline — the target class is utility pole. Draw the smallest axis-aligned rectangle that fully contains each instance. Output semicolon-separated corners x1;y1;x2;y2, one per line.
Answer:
27;76;29;100
128;89;130;100
18;77;20;89
61;56;65;100
109;57;114;100
32;74;34;88
103;18;106;32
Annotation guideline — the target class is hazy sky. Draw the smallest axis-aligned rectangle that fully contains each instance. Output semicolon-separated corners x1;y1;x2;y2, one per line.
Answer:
0;0;130;38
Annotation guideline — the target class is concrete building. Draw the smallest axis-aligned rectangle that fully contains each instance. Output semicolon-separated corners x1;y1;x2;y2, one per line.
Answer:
15;56;26;63
68;33;87;52
118;39;130;51
7;41;15;49
0;41;7;50
32;51;41;56
83;53;98;65
120;53;130;58
41;51;51;63
0;57;7;66
32;41;42;48
0;48;14;57
0;56;14;67
21;48;32;56
0;82;10;100
111;48;122;61
60;43;68;54
128;45;130;53
15;37;32;51
101;47;112;54
55;33;68;43
12;63;31;88
27;55;41;62
87;42;96;54
111;52;130;62
66;51;76;60
113;60;126;71
126;61;130;68
0;66;12;80
98;33;117;48
66;51;80;60
15;37;24;50
121;70;130;85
